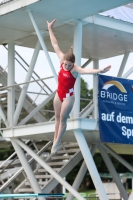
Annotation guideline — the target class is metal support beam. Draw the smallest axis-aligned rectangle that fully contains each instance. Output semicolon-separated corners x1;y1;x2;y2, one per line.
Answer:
84;14;133;34
122;66;133;78
80;104;94;118
11;139;45;200
27;10;57;82
14;39;42;126
7;42;15;127
93;60;98;119
74;129;108;200
71;20;82;118
14;138;85;200
66;144;98;200
82;59;92;68
102;144;133;172
0;105;8;127
19;91;56;125
98;145;128;200
117;51;130;77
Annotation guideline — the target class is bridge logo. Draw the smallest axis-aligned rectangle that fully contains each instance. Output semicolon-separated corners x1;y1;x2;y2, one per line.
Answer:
102;80;127;93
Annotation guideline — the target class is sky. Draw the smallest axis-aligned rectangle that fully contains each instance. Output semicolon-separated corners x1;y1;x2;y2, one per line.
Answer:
0;44;133;105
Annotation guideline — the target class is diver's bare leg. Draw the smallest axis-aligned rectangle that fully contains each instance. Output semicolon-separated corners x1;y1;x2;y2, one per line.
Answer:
53;95;75;147
53;93;62;144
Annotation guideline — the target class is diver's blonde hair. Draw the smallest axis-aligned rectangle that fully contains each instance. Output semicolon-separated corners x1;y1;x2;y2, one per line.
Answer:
64;46;75;63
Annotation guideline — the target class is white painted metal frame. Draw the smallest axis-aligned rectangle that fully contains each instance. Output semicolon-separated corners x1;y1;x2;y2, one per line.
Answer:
18;91;56;125
93;60;99;119
14;138;85;200
14;38;43;126
8;42;15;127
99;145;128;200
72;20;82;118
102;144;133;172
117;51;130;77
84;14;133;34
74;130;108;200
11;139;45;200
122;66;133;78
1;4;133;200
66;144;98;200
27;9;57;83
7;42;45;199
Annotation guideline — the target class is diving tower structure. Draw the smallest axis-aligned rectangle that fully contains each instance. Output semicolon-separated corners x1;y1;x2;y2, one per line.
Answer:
1;0;133;200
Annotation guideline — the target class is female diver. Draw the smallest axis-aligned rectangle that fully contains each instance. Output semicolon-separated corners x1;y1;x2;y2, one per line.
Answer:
47;19;111;153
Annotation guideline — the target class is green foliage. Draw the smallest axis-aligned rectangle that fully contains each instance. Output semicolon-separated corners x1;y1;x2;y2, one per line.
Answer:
66;160;83;185
43;99;54;120
80;78;93;111
0;145;14;160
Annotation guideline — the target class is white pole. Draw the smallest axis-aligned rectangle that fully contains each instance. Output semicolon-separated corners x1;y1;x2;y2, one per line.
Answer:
80;104;94;118
99;145;128;200
74;129;108;200
93;60;98;119
102;144;133;172
14;138;85;200
71;20;82;118
27;10;57;82
14;39;42;126
66;144;98;200
11;139;45;200
117;51;130;77
122;66;133;78
7;42;45;200
8;42;15;127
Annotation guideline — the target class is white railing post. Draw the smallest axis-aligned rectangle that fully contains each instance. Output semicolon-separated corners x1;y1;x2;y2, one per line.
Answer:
74;129;109;200
8;41;15;127
99;145;128;200
93;60;99;119
71;20;82;118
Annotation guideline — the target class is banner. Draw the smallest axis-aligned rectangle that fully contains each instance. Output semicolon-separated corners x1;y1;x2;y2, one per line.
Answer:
98;74;133;144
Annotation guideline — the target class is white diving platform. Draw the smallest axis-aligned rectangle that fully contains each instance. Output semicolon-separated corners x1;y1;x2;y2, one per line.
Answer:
3;118;133;155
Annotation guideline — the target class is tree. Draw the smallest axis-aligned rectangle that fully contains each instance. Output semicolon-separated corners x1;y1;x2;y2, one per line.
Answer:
0;145;14;160
80;78;93;111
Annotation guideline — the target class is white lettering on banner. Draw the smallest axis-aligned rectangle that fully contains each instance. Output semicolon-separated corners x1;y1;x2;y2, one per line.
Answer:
101;112;133;124
122;126;133;139
101;112;133;140
116;113;133;124
101;112;115;122
100;91;128;102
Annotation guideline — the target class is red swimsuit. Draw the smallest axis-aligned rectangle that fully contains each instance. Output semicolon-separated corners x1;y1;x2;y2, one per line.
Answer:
57;63;76;102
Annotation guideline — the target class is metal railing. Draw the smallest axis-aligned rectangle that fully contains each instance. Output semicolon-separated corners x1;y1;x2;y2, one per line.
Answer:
0;141;52;192
3;45;53;95
0;0;14;6
1;45;55;120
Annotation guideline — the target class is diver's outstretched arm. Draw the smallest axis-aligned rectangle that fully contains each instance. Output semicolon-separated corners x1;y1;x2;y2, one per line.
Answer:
47;19;64;62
